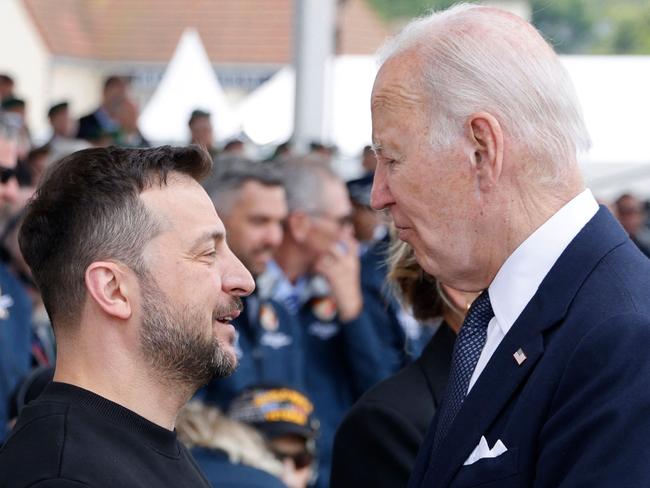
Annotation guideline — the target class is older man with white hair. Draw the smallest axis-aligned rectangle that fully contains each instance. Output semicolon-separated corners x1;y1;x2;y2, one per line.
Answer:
367;4;650;488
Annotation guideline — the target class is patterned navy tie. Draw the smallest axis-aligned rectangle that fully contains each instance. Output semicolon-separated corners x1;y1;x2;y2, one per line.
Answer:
432;289;494;453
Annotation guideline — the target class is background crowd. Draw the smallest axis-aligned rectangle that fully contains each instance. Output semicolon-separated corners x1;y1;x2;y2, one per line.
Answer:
1;70;650;488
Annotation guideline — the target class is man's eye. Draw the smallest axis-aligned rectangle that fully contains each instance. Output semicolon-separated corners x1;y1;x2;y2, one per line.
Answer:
384;158;399;169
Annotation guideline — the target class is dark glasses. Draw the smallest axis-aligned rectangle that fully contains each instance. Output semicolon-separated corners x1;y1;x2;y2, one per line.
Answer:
271;449;314;469
0;166;17;184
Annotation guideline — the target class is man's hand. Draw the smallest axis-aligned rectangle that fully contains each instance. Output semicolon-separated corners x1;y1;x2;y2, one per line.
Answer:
314;235;363;322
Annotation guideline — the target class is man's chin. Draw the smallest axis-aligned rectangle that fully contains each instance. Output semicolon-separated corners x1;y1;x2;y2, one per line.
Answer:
224;343;238;366
411;246;439;276
213;343;238;377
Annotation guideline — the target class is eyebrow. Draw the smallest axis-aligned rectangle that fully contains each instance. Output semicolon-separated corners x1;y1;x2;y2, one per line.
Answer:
190;230;225;251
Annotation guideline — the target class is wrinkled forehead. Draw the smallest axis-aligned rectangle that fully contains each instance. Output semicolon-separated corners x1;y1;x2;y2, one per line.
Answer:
372;52;427;113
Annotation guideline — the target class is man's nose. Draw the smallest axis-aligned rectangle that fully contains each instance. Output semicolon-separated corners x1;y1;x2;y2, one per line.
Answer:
265;223;284;249
370;164;393;210
222;247;255;297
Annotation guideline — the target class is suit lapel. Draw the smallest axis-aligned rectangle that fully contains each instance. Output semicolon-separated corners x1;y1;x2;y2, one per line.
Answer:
421;207;629;487
424;325;544;486
419;324;456;407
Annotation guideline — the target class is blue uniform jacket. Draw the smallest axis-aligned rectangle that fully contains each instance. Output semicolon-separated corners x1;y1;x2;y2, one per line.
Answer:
0;264;32;443
258;262;392;488
191;447;287;488
297;291;391;488
360;237;433;373
409;207;650;488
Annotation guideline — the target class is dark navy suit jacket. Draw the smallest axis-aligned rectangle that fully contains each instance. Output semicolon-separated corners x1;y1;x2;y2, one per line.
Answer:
409;207;650;488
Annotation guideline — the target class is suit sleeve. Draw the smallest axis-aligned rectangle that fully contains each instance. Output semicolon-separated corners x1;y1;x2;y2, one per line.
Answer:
330;400;424;488
535;313;650;488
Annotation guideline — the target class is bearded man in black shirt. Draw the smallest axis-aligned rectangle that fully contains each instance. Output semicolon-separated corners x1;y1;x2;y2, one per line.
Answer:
0;145;255;487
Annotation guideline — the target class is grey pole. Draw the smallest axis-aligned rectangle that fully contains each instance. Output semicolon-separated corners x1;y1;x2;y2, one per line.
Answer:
293;0;337;154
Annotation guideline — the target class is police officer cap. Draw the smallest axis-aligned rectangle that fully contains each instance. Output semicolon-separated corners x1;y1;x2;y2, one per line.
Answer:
228;384;320;440
346;174;374;207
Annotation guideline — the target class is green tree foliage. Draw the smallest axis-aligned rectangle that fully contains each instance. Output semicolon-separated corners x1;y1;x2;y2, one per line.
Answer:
367;0;650;54
531;0;595;53
368;0;462;19
593;2;650;54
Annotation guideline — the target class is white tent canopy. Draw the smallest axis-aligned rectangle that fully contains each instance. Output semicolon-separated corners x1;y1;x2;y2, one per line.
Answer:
139;28;240;144
239;55;378;155
239;66;295;147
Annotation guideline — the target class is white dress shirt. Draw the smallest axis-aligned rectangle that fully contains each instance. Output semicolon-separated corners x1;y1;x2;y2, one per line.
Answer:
467;189;599;392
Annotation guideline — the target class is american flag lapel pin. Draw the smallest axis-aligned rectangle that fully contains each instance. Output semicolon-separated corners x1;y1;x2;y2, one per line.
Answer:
513;348;527;365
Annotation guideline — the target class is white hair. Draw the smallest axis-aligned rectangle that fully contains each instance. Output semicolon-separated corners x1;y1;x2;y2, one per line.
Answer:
280;156;340;214
377;3;591;184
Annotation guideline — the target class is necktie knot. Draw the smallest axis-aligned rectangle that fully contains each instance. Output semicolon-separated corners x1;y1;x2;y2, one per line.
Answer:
463;290;494;330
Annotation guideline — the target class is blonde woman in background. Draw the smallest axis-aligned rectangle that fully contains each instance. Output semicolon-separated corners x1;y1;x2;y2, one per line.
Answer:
331;239;478;488
177;385;319;488
177;401;286;488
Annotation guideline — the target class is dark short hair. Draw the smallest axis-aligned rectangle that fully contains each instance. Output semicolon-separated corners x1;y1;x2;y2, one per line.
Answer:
103;75;127;92
26;144;51;165
18;145;212;326
47;102;69;119
189;109;211;127
615;193;636;206
222;139;244;152
1;97;25;110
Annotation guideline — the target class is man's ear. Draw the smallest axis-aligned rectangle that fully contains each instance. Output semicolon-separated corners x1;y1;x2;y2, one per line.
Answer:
467;112;503;192
287;212;311;243
85;261;133;320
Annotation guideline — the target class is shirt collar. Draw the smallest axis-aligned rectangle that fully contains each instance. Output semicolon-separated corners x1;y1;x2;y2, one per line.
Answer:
94;107;119;131
488;189;599;335
258;260;310;303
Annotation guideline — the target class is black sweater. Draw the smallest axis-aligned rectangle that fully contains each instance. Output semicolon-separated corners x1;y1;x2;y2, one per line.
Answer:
0;382;211;488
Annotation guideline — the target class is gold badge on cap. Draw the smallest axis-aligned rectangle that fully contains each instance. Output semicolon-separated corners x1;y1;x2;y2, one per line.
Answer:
259;303;279;331
312;297;337;322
